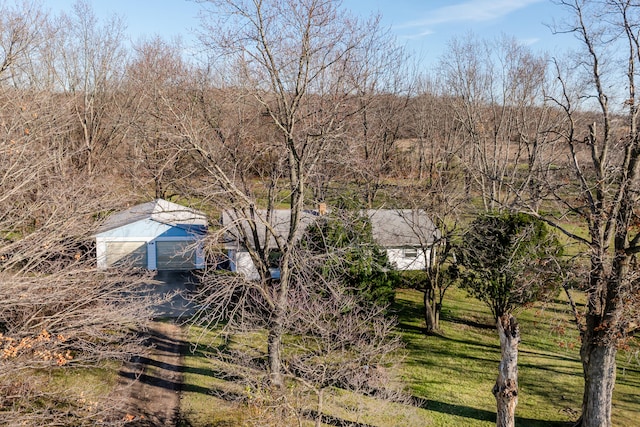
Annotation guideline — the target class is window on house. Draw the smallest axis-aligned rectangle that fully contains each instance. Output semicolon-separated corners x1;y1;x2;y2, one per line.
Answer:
404;247;418;258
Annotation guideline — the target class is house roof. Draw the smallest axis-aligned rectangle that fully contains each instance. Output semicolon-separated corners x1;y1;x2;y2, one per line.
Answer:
221;209;320;249
221;208;440;249
365;209;441;247
95;199;207;235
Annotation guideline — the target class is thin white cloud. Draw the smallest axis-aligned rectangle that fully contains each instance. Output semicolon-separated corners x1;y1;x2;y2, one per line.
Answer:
518;37;540;46
403;29;435;40
398;0;544;29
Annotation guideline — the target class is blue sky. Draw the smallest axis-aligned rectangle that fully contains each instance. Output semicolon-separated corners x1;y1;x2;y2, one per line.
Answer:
349;0;575;62
44;0;575;67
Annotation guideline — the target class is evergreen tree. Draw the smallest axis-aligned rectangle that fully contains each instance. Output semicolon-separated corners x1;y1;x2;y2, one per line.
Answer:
301;209;399;307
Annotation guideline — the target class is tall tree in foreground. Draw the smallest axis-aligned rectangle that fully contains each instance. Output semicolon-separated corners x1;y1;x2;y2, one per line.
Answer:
545;1;640;425
192;0;395;387
460;213;564;427
398;76;466;333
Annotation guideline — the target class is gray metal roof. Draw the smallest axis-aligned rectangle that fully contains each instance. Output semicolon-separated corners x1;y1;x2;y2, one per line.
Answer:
221;209;319;249
95;199;207;235
365;209;441;247
221;208;440;249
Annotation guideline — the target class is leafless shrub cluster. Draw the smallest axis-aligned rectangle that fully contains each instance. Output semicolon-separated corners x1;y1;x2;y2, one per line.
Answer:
0;2;159;424
190;239;408;425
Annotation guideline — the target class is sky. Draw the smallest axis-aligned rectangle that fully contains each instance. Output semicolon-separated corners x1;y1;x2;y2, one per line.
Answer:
43;0;576;68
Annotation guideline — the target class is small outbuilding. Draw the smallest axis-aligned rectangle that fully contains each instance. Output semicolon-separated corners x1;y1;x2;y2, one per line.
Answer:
94;199;207;270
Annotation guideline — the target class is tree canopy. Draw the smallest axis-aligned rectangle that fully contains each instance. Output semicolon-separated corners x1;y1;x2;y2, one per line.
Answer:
460;212;564;319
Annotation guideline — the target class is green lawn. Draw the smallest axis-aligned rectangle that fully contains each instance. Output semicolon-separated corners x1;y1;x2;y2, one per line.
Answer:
395;287;640;427
178;287;640;426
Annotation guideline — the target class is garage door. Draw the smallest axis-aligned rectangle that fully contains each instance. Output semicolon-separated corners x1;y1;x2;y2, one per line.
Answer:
106;241;147;268
156;241;196;270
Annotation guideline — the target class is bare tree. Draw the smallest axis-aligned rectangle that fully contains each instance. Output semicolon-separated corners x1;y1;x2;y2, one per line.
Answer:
439;34;562;212
345;22;413;207
397;76;467;333
124;36;195;198
48;0;130;176
285;282;405;427
191;238;406;426
543;1;640;425
419;220;458;334
0;3;157;423
0;86;155;426
0;0;48;86
188;0;396;388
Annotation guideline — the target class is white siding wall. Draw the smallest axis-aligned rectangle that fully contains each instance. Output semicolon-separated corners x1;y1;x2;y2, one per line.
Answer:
232;251;261;280
387;248;429;271
227;247;430;280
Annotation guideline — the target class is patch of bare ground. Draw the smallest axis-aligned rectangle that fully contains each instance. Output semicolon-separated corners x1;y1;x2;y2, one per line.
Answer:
118;321;185;426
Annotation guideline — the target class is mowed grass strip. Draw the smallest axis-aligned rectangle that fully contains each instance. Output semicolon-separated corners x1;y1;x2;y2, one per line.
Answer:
178;287;640;426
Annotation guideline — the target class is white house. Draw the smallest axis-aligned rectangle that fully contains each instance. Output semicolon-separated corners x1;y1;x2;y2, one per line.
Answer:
221;209;318;280
366;209;441;271
94;199;207;270
221;208;440;279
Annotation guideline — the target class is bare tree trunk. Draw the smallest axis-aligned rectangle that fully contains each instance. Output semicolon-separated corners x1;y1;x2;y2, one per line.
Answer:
548;3;640;422
425;295;443;332
315;388;324;427
493;314;520;427
434;301;442;330
268;316;284;388
423;285;436;334
268;262;291;388
578;331;617;427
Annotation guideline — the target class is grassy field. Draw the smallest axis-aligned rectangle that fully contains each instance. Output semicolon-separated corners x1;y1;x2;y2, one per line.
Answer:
178;287;640;426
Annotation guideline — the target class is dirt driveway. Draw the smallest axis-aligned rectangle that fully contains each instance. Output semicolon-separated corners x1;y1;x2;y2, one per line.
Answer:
119;321;185;426
118;271;199;426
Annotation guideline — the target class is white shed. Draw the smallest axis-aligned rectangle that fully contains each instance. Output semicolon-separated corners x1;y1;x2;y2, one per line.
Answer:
94;199;207;270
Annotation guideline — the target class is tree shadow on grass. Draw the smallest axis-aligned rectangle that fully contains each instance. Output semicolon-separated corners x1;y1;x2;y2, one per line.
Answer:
391;297;424;330
392;295;496;336
397;321;429;335
413;396;494;422
442;313;495;330
413;397;573;427
429;330;500;350
119;370;212;396
399;328;500;366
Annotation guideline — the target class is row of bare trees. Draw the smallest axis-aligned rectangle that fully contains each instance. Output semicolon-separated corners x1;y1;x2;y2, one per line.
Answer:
1;0;639;425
